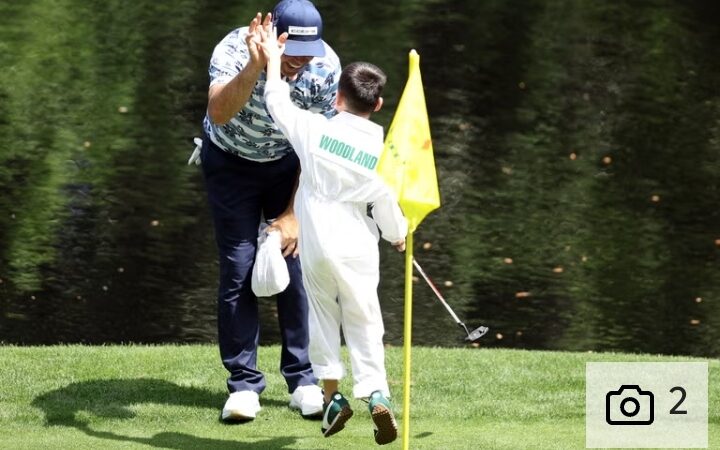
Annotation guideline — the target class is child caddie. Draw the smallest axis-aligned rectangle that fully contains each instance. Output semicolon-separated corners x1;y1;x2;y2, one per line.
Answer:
253;13;407;445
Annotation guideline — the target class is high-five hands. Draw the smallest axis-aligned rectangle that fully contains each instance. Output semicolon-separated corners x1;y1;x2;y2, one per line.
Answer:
246;13;288;63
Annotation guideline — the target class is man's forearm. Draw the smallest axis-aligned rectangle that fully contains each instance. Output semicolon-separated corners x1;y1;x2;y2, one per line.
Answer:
207;61;263;125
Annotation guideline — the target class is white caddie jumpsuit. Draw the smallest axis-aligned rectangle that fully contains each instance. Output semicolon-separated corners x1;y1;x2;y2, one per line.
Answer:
265;79;407;398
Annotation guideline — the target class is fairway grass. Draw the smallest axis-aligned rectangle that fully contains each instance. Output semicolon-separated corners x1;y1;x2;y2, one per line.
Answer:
0;345;717;449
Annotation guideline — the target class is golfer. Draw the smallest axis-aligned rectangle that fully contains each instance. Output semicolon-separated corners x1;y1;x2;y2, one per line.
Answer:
200;0;339;421
255;18;406;445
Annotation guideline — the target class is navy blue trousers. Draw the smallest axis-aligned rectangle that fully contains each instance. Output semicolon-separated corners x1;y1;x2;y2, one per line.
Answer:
201;136;317;394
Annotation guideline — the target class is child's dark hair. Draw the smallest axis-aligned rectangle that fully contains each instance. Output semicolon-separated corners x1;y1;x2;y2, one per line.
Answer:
339;62;386;115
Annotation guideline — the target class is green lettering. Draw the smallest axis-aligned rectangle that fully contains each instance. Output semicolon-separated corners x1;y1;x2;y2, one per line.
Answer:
319;134;332;150
361;152;370;167
360;152;375;169
353;151;365;164
318;137;374;169
341;145;354;159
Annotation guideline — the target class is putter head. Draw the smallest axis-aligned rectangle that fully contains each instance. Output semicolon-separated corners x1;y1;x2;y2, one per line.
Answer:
465;326;489;342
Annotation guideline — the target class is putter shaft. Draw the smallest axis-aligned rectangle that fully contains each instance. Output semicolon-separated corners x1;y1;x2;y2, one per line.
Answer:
412;257;489;341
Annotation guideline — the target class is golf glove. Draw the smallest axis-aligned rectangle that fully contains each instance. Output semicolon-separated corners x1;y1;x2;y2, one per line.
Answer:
188;137;202;166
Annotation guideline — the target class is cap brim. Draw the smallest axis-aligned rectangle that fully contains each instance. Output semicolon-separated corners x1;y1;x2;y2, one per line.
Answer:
284;39;325;57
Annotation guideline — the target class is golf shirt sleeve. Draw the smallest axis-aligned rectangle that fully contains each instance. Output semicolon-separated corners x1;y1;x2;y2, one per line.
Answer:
208;28;249;87
301;41;341;119
318;64;341;119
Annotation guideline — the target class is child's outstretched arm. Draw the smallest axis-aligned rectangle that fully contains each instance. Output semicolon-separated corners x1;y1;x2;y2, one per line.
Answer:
371;192;408;252
258;16;320;156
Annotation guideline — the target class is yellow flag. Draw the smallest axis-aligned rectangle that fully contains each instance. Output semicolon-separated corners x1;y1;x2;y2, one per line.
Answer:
378;49;440;233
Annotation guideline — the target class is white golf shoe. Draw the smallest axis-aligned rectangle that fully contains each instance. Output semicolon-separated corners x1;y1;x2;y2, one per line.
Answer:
289;384;324;417
221;390;261;421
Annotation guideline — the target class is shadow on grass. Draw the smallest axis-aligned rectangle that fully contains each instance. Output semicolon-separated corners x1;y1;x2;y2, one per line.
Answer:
32;378;299;449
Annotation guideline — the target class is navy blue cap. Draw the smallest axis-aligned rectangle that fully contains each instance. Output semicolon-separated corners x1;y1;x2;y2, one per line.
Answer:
272;0;325;57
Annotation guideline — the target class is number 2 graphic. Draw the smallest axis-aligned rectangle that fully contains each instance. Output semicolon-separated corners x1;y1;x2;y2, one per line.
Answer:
669;386;688;415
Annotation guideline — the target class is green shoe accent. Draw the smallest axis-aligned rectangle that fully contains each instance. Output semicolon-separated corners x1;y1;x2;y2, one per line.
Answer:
368;391;391;413
321;392;353;437
369;391;397;445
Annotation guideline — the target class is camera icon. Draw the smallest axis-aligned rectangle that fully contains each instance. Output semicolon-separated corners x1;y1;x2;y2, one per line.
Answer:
605;385;654;425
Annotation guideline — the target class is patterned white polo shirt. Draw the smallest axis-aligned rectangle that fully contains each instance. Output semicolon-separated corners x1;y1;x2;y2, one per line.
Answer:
203;27;341;161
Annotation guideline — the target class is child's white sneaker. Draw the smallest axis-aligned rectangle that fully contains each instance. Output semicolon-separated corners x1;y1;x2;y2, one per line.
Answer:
221;390;261;421
289;384;324;417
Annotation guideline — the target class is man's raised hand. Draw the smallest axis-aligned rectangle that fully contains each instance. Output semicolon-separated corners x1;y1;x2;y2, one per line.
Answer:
245;12;266;66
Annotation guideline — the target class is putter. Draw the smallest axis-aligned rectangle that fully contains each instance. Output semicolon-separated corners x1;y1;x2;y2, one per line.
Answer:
412;257;489;342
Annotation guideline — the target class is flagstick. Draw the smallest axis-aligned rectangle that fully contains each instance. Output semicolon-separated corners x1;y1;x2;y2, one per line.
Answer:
402;231;414;450
379;48;439;449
